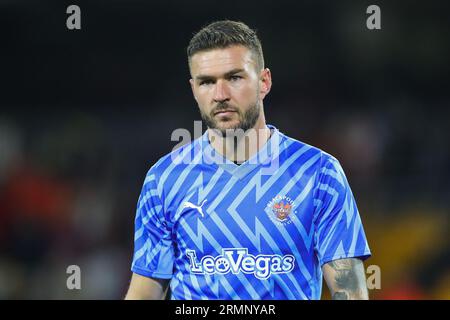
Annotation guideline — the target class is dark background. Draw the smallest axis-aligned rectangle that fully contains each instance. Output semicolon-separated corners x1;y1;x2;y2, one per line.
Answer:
0;0;449;299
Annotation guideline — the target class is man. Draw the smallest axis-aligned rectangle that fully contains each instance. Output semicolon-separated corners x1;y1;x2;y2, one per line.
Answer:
125;20;371;300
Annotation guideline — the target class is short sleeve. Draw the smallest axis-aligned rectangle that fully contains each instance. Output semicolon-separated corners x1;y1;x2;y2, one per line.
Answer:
131;169;174;279
313;154;371;267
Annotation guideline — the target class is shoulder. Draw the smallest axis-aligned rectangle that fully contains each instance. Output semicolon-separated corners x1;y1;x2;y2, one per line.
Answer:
143;135;203;181
278;130;340;169
278;130;349;193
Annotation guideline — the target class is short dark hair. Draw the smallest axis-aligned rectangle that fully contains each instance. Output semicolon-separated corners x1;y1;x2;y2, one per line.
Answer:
187;20;265;71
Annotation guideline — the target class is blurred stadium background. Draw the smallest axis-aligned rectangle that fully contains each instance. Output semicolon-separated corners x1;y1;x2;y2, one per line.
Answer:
0;0;449;299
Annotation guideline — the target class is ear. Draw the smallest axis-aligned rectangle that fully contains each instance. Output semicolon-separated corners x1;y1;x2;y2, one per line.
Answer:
189;78;198;102
259;68;272;99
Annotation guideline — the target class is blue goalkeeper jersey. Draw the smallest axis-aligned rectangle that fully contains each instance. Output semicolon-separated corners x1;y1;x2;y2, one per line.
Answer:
131;125;371;300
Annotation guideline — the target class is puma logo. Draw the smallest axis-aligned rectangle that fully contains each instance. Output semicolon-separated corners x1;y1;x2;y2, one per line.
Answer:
183;199;208;218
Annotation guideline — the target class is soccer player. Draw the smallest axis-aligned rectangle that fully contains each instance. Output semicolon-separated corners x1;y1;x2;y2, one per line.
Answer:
125;20;371;300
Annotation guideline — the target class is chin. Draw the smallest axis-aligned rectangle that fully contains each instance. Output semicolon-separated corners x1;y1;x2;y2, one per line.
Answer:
217;120;242;131
208;122;242;137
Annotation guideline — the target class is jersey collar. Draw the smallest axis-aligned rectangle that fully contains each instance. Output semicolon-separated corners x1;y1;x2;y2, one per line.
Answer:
200;124;281;179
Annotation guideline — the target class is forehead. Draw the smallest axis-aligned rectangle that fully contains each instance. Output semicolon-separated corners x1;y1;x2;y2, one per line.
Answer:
189;45;257;76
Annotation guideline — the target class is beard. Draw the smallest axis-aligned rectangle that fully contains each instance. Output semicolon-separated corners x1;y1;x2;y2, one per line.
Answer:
199;100;261;137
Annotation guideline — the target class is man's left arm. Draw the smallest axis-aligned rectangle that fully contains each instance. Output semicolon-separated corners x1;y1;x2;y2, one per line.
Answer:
322;258;369;300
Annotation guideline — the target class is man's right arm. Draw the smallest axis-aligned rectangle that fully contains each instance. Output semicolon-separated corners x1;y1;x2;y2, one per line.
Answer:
125;273;170;300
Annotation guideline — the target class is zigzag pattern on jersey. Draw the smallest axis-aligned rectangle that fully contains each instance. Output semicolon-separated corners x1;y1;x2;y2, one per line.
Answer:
133;133;369;299
169;137;288;299
158;136;325;299
313;156;369;265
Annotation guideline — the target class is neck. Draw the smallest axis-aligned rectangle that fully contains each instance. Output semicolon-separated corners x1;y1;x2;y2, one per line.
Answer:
207;114;271;163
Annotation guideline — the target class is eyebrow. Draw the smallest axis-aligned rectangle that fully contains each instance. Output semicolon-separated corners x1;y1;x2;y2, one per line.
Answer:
195;68;245;81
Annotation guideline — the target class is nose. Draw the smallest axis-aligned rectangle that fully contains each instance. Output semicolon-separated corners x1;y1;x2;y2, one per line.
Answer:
213;79;230;103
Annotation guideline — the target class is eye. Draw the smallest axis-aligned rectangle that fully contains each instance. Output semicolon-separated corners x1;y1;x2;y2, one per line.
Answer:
229;75;242;81
199;80;214;86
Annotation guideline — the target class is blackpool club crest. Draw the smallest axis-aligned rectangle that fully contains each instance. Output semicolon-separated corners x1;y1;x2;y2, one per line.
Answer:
266;195;295;226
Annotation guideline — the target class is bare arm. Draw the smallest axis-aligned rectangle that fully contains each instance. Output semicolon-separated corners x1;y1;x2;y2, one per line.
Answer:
322;258;369;300
125;273;170;300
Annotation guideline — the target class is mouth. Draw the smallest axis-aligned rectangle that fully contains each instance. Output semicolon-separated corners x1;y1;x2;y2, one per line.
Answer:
214;110;236;116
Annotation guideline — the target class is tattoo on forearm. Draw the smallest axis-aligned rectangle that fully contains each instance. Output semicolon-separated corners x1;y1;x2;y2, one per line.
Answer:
332;291;349;300
328;259;368;300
